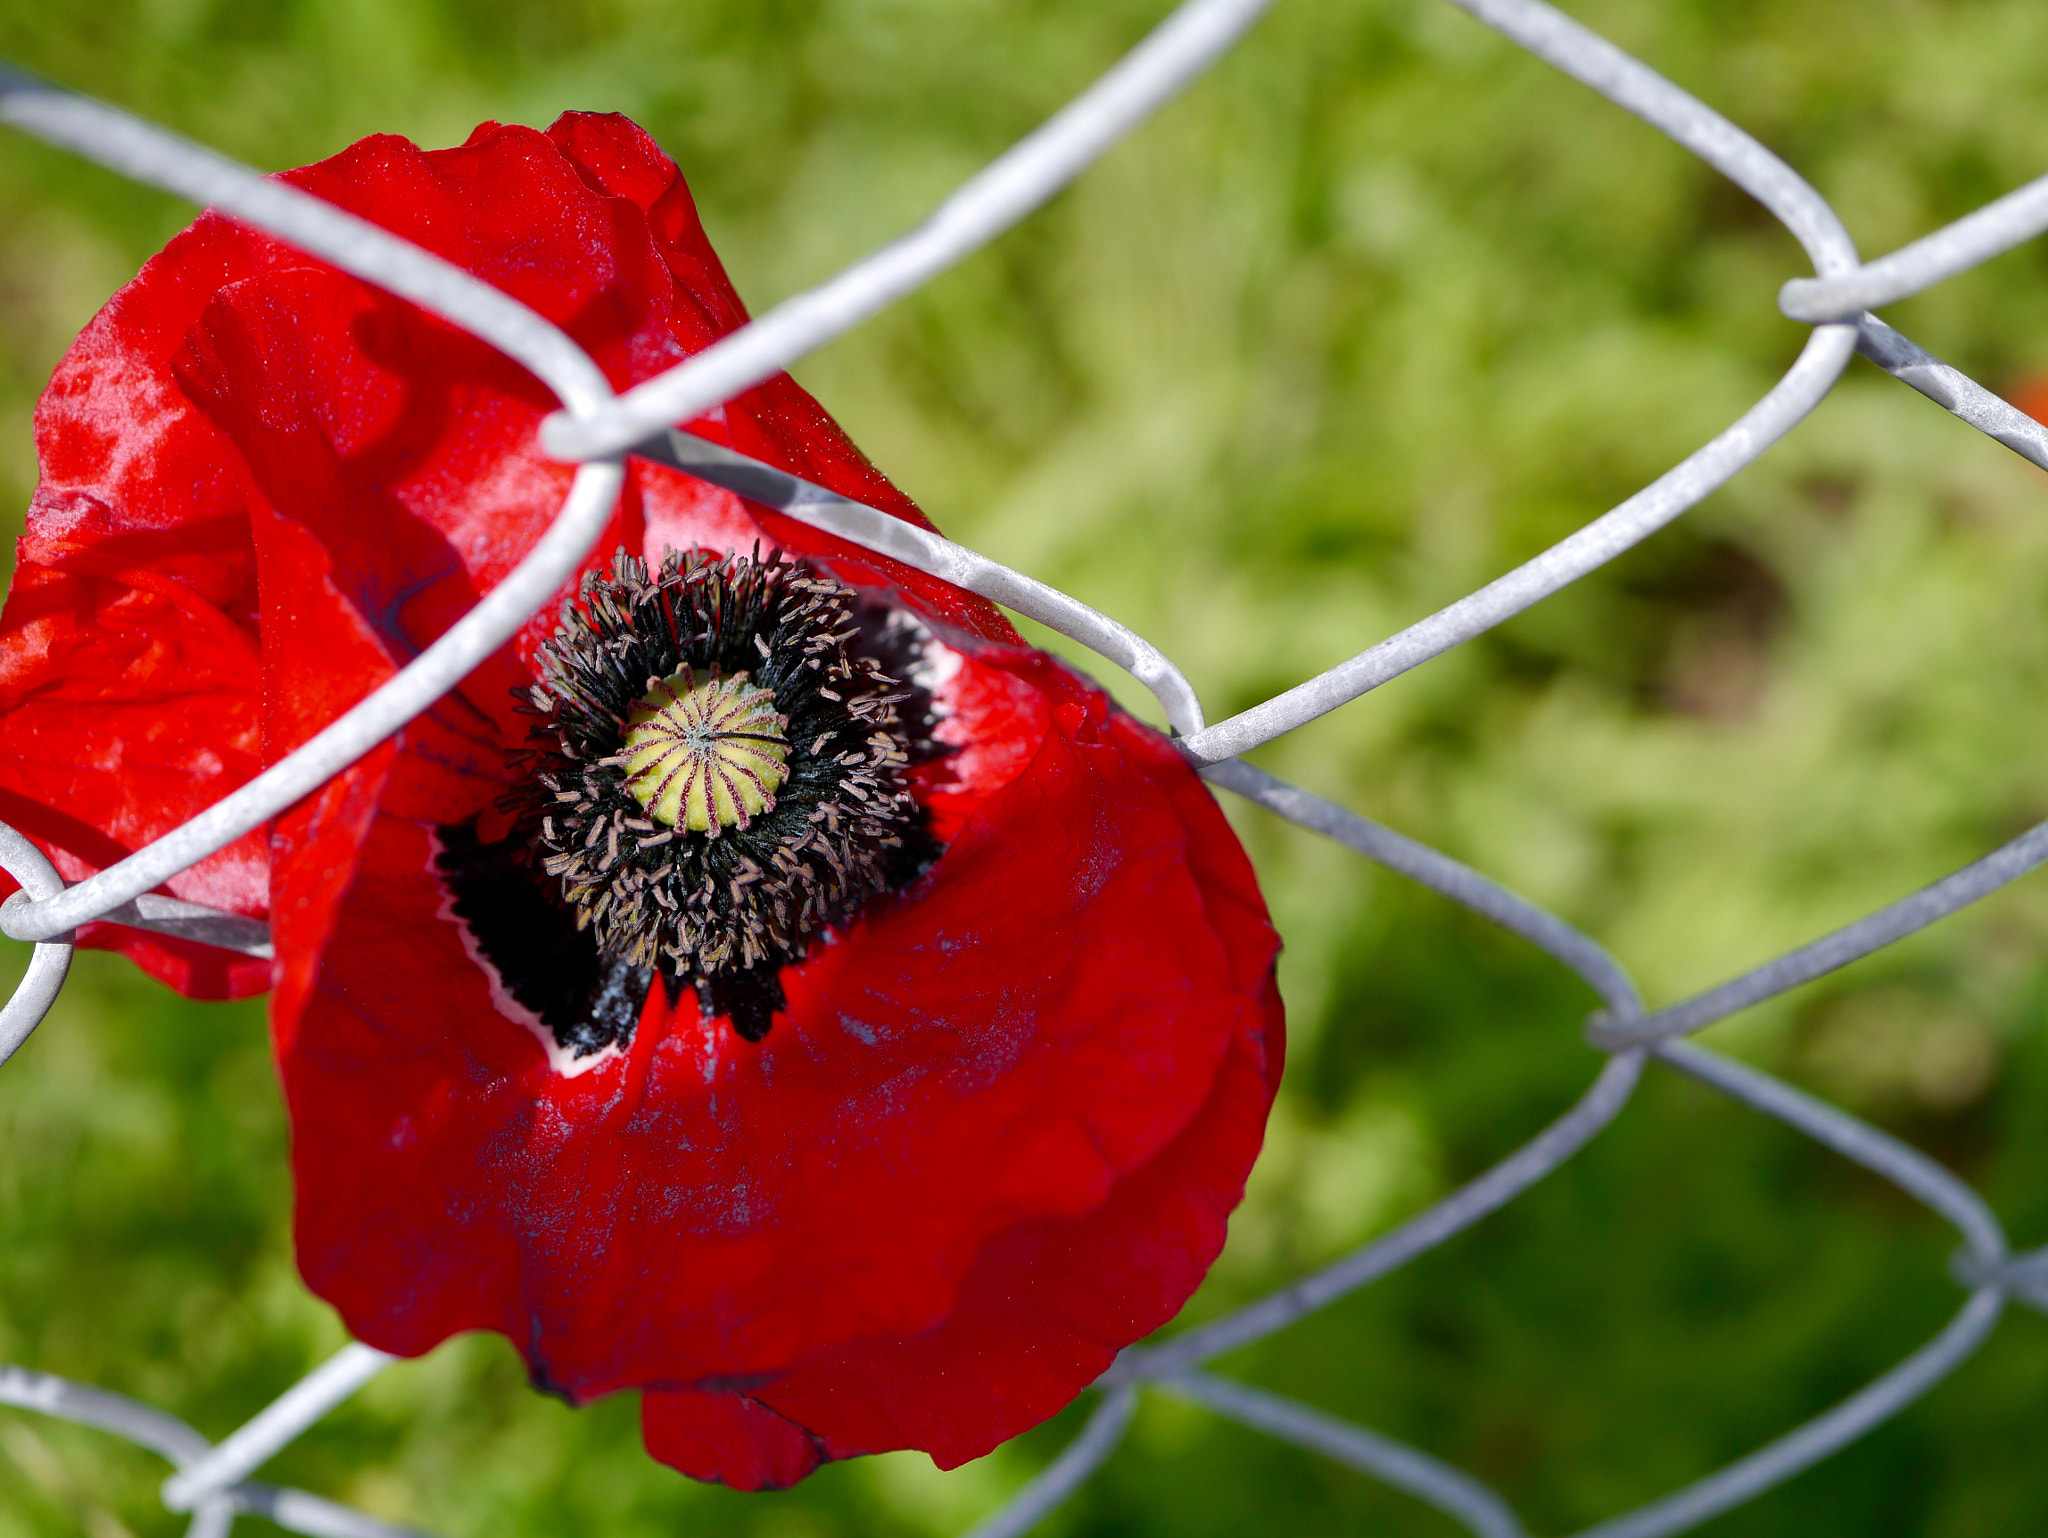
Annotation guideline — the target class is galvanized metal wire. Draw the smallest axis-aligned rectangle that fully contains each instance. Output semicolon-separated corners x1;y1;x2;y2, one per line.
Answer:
0;0;2045;1533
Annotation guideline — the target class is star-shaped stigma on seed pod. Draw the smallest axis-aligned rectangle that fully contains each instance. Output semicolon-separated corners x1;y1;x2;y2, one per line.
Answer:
617;669;791;835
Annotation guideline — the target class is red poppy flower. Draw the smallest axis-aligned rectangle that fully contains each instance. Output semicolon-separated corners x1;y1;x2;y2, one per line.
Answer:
0;113;1283;1488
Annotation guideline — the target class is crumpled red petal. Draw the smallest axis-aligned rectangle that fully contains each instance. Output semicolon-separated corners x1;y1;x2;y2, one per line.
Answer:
0;111;1284;1486
275;644;1274;1407
640;1386;827;1492
643;718;1284;1473
0;203;296;996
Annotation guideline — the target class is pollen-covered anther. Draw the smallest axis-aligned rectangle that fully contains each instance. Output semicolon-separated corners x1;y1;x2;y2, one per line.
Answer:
618;668;790;834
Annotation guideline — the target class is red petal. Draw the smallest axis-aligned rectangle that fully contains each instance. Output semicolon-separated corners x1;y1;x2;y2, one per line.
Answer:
538;110;1016;642
639;1389;825;1492
750;1020;1277;1471
541;113;752;348
0;208;294;997
275;647;1276;1409
646;702;1284;1479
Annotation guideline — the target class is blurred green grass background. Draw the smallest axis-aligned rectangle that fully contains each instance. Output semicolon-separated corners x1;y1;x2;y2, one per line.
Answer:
2;0;2048;1534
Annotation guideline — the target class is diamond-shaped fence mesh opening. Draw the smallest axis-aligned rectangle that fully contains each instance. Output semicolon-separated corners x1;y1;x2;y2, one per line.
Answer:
0;1;2045;1534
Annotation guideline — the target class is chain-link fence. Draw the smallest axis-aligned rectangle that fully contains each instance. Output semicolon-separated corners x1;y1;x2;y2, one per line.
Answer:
0;0;2045;1533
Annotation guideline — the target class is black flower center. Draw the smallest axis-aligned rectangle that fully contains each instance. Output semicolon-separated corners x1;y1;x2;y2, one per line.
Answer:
437;548;939;1051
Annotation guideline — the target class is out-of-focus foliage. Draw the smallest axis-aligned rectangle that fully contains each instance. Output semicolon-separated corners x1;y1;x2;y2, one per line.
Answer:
1;0;2047;1534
